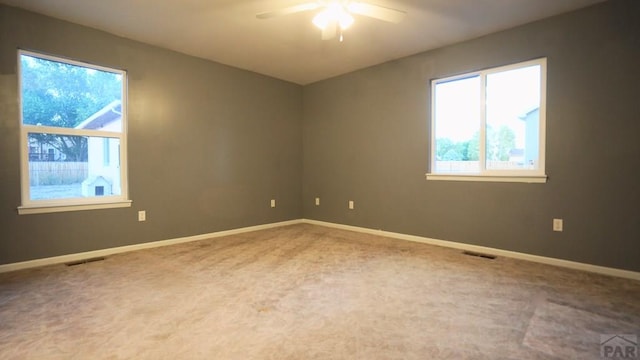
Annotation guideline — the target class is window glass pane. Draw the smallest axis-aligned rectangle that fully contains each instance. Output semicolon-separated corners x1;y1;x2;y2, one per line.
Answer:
20;54;123;132
433;76;481;173
28;133;121;200
485;65;541;170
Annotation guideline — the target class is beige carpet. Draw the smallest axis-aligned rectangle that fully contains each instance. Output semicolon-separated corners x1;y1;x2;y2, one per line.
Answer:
0;224;638;359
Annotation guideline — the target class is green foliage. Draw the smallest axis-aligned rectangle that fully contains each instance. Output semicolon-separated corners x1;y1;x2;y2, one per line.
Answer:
486;125;516;161
21;55;121;161
467;132;479;161
436;125;515;162
436;137;471;161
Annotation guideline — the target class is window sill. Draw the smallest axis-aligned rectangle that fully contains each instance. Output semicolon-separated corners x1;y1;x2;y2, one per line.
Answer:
426;174;547;183
18;200;132;215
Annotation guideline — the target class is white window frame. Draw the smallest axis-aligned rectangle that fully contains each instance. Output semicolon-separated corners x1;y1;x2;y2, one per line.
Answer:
17;50;131;214
427;58;547;183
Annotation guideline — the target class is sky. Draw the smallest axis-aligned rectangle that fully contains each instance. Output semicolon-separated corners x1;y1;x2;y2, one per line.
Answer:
433;64;541;148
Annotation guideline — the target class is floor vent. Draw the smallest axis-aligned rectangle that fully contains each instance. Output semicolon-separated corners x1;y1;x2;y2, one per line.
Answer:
65;257;106;266
462;251;496;260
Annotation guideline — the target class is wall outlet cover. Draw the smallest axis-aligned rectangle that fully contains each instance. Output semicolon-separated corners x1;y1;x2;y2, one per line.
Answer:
553;218;563;232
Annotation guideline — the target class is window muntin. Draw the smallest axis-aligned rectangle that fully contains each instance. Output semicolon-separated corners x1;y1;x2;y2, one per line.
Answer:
429;58;546;182
18;50;129;213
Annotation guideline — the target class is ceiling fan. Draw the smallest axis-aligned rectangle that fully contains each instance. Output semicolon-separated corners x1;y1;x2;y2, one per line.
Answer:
256;1;406;41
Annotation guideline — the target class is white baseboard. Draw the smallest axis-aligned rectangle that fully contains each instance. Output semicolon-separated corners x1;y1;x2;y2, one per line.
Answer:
2;218;638;282
302;219;640;282
0;219;303;274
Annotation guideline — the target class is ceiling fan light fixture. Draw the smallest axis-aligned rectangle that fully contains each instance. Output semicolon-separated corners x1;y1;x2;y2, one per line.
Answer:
312;10;330;29
312;3;354;30
257;0;406;41
339;11;354;30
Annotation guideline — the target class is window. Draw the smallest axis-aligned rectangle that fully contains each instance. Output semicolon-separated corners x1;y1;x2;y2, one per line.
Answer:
18;50;130;214
428;58;547;183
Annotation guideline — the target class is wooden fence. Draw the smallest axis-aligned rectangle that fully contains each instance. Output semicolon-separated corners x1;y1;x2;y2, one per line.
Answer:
29;162;88;186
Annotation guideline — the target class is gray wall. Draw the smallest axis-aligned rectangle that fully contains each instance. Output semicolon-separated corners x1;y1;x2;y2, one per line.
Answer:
302;0;640;272
0;5;303;265
2;1;639;273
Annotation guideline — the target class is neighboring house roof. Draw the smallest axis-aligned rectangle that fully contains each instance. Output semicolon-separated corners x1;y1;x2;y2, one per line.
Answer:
75;100;121;130
518;107;539;121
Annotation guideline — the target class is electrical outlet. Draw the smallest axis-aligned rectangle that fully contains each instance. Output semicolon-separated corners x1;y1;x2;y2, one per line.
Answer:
348;200;354;210
138;210;146;222
315;197;320;206
553;218;563;232
271;199;276;208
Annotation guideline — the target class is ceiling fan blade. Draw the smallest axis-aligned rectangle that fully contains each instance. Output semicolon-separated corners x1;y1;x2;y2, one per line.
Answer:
321;19;338;40
346;2;406;23
256;2;320;19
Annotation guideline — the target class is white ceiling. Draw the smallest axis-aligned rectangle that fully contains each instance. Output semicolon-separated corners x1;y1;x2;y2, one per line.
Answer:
1;0;606;85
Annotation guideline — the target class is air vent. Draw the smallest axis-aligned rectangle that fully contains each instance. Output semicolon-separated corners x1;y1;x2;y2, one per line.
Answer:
65;257;106;266
462;251;496;260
